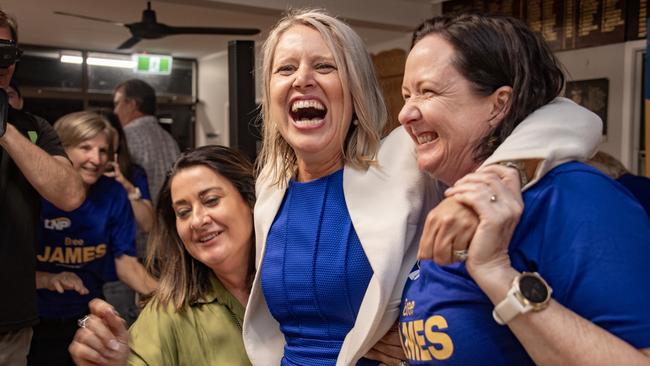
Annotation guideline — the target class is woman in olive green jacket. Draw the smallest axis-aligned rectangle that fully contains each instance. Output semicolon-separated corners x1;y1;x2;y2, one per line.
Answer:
69;146;256;366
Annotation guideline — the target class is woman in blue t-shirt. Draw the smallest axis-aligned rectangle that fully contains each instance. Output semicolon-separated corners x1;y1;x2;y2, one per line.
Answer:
398;14;650;365
29;111;157;366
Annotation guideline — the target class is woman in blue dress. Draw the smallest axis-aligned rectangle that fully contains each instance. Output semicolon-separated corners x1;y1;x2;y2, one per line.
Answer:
243;9;602;366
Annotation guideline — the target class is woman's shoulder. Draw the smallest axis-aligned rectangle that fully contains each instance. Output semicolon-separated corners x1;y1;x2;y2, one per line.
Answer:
531;161;625;195
524;161;648;223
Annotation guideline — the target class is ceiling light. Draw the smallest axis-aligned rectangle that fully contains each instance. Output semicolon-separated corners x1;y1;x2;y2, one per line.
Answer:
60;55;82;64
59;55;135;69
87;57;135;68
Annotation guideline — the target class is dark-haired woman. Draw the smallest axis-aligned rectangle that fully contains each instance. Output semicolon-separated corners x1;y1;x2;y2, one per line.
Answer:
69;145;255;366
102;116;155;325
398;14;650;365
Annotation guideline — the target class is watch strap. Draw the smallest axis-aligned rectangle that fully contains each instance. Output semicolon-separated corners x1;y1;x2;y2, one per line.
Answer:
498;160;529;189
128;187;142;201
493;287;528;325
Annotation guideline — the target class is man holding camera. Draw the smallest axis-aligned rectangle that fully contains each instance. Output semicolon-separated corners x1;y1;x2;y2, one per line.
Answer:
0;11;85;365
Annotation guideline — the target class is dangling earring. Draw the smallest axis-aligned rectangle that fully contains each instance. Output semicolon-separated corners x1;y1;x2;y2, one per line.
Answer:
352;118;359;126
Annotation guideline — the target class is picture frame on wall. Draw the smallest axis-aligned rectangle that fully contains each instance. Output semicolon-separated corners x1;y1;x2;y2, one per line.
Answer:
565;78;609;136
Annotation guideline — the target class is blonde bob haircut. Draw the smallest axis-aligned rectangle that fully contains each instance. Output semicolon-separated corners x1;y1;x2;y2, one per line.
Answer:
257;8;387;185
53;111;116;152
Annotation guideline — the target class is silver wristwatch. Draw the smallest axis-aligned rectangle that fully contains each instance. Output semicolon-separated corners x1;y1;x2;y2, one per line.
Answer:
498;160;529;189
493;272;552;325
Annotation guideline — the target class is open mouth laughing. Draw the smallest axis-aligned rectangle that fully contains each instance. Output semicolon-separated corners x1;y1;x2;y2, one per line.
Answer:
289;99;327;127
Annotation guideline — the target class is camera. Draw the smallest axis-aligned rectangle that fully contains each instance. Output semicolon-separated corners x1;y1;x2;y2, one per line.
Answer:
0;39;22;69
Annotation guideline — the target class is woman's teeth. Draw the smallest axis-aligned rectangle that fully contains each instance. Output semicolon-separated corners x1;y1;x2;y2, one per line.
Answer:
199;233;218;243
290;99;327;122
417;133;436;144
294;119;323;126
291;99;324;112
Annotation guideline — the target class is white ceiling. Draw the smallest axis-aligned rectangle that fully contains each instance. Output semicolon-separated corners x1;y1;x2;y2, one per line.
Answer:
1;0;439;59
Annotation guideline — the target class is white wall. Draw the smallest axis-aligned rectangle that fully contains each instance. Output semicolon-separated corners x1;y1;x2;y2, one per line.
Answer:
196;51;230;147
556;40;646;170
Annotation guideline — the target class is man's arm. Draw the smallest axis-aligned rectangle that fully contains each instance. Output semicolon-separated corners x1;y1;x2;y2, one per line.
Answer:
0;123;84;210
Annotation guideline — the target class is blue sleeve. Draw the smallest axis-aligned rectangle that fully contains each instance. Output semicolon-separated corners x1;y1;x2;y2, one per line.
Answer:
109;187;137;258
132;165;152;201
520;166;650;349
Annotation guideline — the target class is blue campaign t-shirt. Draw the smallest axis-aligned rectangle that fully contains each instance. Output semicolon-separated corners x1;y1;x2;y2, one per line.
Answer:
399;162;650;365
131;164;152;201
37;176;137;319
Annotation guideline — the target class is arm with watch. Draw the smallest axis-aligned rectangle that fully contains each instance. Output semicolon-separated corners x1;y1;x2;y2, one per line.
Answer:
104;155;154;233
446;163;650;366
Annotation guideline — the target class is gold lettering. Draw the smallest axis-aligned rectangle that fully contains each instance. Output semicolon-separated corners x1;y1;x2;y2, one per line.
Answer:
400;322;413;360
65;247;82;264
49;247;64;263
425;315;454;360
414;319;432;361
407;320;420;361
403;299;415;316
83;247;95;262
95;244;107;258
37;247;51;262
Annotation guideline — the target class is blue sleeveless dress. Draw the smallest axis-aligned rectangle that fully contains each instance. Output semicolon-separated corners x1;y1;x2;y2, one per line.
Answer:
260;169;378;365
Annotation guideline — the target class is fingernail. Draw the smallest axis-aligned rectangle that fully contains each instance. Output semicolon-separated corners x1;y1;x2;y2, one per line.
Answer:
111;308;120;317
108;339;120;351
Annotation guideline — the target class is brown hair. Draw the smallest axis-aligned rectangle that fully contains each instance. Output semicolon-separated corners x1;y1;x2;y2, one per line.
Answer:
0;9;18;42
114;79;157;115
586;151;629;179
145;145;256;311
412;14;565;162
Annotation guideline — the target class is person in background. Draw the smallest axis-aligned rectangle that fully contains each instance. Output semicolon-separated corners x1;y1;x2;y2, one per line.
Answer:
112;79;179;205
102;116;155;325
68;145;256;366
586;150;650;217
242;9;601;366
398;14;650;365
0;10;84;366
29;111;157;366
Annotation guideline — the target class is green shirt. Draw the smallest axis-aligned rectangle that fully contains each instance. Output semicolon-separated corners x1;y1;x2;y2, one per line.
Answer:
128;275;251;366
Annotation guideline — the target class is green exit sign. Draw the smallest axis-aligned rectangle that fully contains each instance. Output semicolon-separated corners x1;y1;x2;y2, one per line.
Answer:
133;54;173;75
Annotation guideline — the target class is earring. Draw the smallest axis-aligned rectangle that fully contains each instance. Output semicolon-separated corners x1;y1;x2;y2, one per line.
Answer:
352;118;359;126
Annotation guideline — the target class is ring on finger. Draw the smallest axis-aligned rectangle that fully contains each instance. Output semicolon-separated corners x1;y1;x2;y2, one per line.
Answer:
452;249;469;262
77;315;90;328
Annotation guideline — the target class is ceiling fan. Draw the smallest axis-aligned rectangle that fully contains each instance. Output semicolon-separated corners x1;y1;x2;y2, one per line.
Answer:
54;1;261;50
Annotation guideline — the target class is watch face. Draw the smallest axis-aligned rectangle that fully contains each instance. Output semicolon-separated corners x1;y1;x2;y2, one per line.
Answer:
519;274;549;303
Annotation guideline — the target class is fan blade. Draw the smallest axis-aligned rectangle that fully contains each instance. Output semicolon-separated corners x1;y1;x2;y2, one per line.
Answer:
117;37;141;50
165;26;260;36
54;11;124;26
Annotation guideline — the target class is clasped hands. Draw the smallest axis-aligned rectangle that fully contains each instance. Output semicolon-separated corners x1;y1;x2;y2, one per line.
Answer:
418;164;524;274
